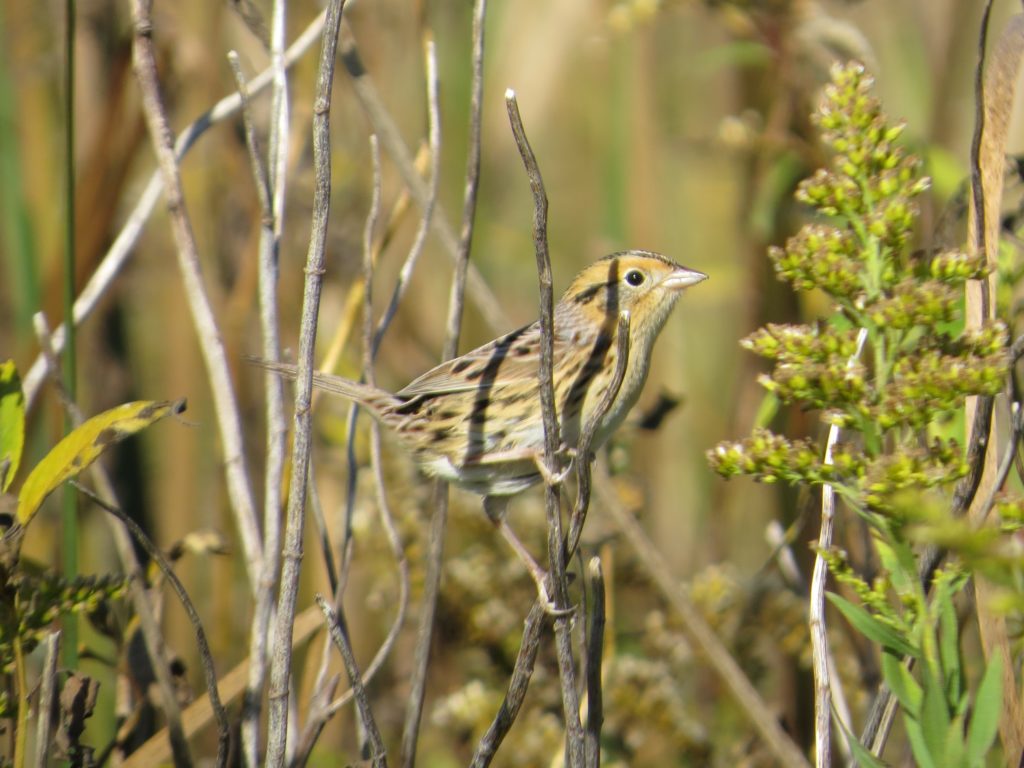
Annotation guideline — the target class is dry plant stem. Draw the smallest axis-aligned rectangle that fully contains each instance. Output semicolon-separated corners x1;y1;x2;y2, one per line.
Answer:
130;0;263;595
388;40;439;768
470;602;547;767
811;326;867;768
372;40;440;359
73;482;230;766
568;312;630;555
444;0;488;352
227;50;288;768
32;313;194;768
315;595;387;766
583;558;606;768
31;632;60;768
595;466;812;768
22;9;328;410
265;1;346;764
402;21;478;766
505;88;585;766
338;21;509;334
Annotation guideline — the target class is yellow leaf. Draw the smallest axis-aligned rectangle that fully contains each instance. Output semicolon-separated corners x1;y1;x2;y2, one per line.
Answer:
16;399;186;527
0;361;25;493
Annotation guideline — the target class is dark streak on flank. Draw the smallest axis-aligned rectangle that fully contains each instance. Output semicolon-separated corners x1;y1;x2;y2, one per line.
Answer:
451;359;473;374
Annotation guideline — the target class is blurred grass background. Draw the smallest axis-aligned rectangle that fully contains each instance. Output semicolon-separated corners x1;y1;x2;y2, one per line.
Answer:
2;0;1021;763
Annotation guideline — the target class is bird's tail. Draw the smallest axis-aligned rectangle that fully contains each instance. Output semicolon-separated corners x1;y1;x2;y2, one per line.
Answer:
245;356;383;405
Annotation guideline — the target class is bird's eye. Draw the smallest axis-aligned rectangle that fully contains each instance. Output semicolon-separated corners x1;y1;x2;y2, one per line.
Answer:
624;269;645;287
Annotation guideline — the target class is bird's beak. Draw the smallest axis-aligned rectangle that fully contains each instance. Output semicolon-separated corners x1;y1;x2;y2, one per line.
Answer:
662;266;708;290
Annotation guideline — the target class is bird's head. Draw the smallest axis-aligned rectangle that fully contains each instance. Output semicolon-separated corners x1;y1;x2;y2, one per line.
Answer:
560;250;707;345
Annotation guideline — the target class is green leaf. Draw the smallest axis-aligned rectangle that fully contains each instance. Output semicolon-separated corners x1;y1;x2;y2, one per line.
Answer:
0;360;25;493
875;537;918;597
920;665;952;761
827;592;918;657
17;399;186;526
835;711;891;768
942;714;967;768
935;582;962;708
966;655;1003;767
753;391;780;430
905;715;939;768
882;651;922;715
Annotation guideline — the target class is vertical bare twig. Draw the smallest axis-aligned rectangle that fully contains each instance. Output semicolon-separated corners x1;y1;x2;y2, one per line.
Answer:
265;1;347;763
129;0;262;595
227;46;289;766
402;7;483;760
811;326;867;768
504;88;584;767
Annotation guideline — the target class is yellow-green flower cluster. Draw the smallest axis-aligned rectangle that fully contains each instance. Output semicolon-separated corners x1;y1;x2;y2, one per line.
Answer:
709;428;864;486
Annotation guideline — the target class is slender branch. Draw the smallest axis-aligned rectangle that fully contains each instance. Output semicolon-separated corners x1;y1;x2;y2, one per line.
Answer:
505;88;584;767
316;595;388;766
389;37;442;768
22;9;329;410
265;1;347;763
130;0;262;594
73;483;230;766
228;48;288;767
469;603;547;766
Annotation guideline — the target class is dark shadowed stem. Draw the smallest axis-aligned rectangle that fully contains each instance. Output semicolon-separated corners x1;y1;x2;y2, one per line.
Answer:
861;3;996;756
31;632;60;768
227;49;288;768
338;20;509;334
265;1;346;764
33;314;195;768
73;483;230;766
23;10;329;410
505;88;585;767
469;603;547;766
583;558;606;768
568;311;630;555
595;466;811;768
315;595;387;767
129;0;262;595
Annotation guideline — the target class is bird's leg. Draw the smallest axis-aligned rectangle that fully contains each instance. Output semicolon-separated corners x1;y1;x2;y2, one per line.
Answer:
483;496;574;617
530;445;575;488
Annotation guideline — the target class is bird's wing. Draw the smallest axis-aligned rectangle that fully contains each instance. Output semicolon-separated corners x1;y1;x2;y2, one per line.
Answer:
397;321;575;399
